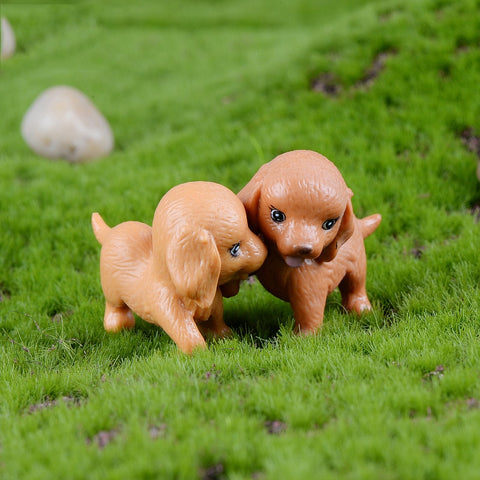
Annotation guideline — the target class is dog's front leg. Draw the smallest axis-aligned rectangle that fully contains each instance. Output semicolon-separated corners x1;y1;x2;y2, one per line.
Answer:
338;245;372;315
198;289;233;339
288;269;328;334
147;295;207;354
161;311;207;354
338;270;372;314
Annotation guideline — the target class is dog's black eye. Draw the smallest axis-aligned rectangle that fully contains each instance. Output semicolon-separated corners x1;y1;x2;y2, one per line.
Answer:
322;218;338;230
270;208;286;223
230;242;241;257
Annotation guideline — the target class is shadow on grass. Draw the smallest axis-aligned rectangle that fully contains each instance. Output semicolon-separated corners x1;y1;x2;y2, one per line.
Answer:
223;288;398;344
225;299;293;344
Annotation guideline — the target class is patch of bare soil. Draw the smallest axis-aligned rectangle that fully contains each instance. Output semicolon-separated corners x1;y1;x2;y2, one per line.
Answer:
264;419;287;435
466;398;479;409
460;127;480;187
148;423;167;439
460;127;480;159
356;50;397;89
88;428;121;449
469;204;480;223
28;395;80;414
200;463;225;480
310;72;342;96
410;245;426;259
0;283;11;302
423;364;445;382
311;49;397;96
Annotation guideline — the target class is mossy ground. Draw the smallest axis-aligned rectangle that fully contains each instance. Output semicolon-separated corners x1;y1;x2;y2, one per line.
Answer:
1;0;480;478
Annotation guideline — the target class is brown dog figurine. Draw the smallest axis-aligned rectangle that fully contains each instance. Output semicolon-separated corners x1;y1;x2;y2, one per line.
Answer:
238;150;381;333
92;181;267;354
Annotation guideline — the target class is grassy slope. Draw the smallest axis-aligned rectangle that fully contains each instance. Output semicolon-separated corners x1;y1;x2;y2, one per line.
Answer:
1;0;480;478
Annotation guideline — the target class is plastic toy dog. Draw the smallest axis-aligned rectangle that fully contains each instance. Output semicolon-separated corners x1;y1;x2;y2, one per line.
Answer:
92;181;267;353
238;150;381;333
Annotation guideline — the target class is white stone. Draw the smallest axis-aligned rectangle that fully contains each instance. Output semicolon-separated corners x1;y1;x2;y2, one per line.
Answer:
1;17;16;60
21;86;114;162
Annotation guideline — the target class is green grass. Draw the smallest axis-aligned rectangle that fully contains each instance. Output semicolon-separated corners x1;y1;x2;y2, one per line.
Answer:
1;0;480;478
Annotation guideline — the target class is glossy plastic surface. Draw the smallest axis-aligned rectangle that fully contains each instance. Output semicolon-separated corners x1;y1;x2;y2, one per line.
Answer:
238;150;381;333
92;181;266;353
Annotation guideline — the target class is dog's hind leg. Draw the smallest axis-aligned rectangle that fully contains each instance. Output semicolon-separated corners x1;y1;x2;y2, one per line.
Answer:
104;301;136;332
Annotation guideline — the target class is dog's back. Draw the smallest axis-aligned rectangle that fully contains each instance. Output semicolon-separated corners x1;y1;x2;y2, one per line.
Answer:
95;219;153;305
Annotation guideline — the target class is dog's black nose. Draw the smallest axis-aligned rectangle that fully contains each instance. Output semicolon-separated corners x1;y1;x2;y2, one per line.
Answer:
297;246;313;256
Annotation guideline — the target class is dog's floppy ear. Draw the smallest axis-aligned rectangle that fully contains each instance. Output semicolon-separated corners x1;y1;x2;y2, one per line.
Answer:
166;227;221;309
319;191;355;263
237;166;267;232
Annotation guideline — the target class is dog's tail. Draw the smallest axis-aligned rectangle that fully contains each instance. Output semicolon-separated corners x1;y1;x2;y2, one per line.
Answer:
91;212;110;245
359;213;382;239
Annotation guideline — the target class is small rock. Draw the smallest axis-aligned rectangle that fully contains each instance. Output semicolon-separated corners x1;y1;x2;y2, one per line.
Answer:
1;17;16;60
21;86;114;162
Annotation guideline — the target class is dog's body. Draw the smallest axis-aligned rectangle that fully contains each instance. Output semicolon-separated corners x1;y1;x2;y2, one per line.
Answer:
238;150;381;333
92;181;266;353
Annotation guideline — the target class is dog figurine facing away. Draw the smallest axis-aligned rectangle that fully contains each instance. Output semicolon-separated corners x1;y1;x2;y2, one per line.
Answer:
92;181;267;354
238;150;381;334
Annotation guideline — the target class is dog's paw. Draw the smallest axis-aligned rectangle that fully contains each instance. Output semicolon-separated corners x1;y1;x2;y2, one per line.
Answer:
345;295;372;315
104;306;135;332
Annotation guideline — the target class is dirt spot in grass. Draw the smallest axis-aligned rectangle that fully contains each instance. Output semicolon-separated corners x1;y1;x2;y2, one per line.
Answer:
455;44;471;55
251;472;266;480
204;364;221;380
378;12;393;22
310;72;342;96
148;423;167;439
88;428;121;449
264;420;287;435
460;127;480;159
355;49;397;89
51;310;74;323
402;242;426;259
469;204;480;223
466;398;479;409
200;463;225;480
410;245;426;259
221;95;236;105
409;406;434;420
423;364;445;382
28;398;58;413
28;395;81;414
459;127;480;187
378;7;403;22
455;34;480;55
0;283;11;302
311;49;396;97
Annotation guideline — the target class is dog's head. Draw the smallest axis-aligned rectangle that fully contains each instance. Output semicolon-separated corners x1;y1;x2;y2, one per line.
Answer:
152;181;267;308
238;150;355;268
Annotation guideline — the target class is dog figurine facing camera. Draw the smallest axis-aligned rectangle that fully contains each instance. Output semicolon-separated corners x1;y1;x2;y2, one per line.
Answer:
238;150;381;333
92;181;267;354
